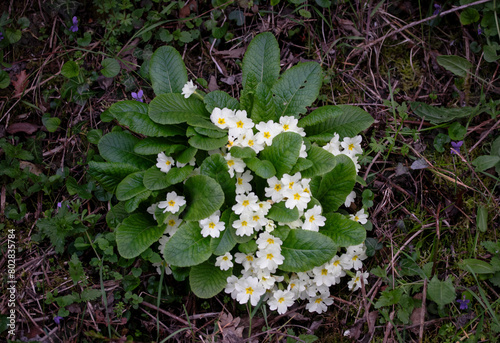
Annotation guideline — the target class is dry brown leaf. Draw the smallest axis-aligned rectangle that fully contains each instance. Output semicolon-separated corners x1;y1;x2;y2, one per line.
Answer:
6;122;39;135
12;70;29;98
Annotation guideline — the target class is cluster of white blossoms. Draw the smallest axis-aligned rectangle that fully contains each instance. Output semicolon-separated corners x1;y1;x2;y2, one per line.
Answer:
148;104;371;315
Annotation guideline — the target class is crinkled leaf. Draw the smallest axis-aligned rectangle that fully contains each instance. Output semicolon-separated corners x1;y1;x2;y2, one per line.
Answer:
149;46;188;95
298;105;374;142
267;201;299;223
410;102;480;124
436;55;472;78
190;259;232;298
472;155;500;171
124;190;151;213
98;131;154;168
289;157;314;175
460;259;496;274
251;82;278;123
272;62;321;118
116;214;165;258
244;157;276;179
177;147;197;164
143;167;171;191
194;126;227;138
242;32;280;88
116;171;148;201
106;202;129;228
149;93;208;125
134;139;185;155
230;146;256;159
183;175;225;221
164;221;212;267
211;210;238;255
280;230;337;272
301;146;337;178
260;132;302;178
188;133;228;150
200;154;236;207
61;61;80;78
321;213;366;247
204;90;240;113
375;288;404;309
315;155;356;212
427;276;456;309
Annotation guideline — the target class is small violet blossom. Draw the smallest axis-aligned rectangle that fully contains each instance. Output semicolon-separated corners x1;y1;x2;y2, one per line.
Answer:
478;24;483;35
457;295;470;310
69;16;78;32
450;141;463;155
132;89;144;102
54;316;63;325
0;32;3;41
433;4;441;16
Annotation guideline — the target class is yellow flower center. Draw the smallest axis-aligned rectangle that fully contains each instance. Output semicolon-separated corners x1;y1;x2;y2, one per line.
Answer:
264;132;271;139
165;160;171;165
209;222;215;229
283;124;289;130
248;140;254;146
315;298;322;304
227;160;235;166
222;256;228;261
333;260;340;266
321;269;328;275
354;216;359;221
266;253;274;260
288;182;294;189
274;184;282;191
236;120;244;128
253;215;260;221
294;193;301;200
246;255;253;261
246;287;254;294
238;178;243;185
218;118;225;125
168;200;176;207
309;215;315;223
290;283;296;289
267;238;274;245
278;297;285;304
352;255;358;261
242;200;249;207
168;220;176;226
241;221;248;227
348;143;355;151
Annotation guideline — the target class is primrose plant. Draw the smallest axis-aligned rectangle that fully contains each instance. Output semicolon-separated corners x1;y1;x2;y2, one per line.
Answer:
89;33;374;314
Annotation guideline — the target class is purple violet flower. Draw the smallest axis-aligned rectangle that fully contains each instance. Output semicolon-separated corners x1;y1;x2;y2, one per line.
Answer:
451;141;463;155
57;202;62;208
69;16;78;32
132;89;144;102
456;295;470;310
54;316;63;325
433;4;442;16
0;32;3;41
478;25;483;35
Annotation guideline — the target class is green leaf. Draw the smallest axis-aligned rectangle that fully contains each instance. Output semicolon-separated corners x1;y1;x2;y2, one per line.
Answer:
280;230;337;272
460;8;480;25
427;276;456;309
250;82;278;123
177;147;197;164
88;161;140;192
166;165;194;185
321;213;366;247
410;102;480;124
143;167;171;191
289;157;314;175
472;155;500;171
448;122;466;141
61;61;80;78
260;132;302;178
4;28;21;44
242;32;280;88
0;69;10;88
188;133;228;150
460;259;496;274
164;221;212;267
301;146;337;178
116;214;165;258
211;211;238;255
116;171;148;201
375;288;404;309
101;58;121;77
149;46;188;95
204;90;239;113
189;260;232;298
124;190;151;213
315;155;356;212
194;126;226;138
230;146;256;159
149;93;208;125
244;157;276;179
77;32;92;47
42;114;61;132
98;132;154;169
298;105;374;142
267;201;299;223
200;154;236;206
492;136;500;157
183;175;225;221
134;139;185;156
272;62;322;118
436;55;472;77
477;206;488;233
108;101;184;137
66;176;92;199
483;45;500;63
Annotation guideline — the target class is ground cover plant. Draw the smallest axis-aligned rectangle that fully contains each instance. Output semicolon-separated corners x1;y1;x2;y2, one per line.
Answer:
1;0;499;342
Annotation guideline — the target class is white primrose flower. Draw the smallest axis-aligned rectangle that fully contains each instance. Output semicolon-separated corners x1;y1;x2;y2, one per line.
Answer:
330;255;346;276
299;142;308;158
323;133;342;156
233;214;257;236
279;116;305;136
348;271;369;291
256;269;280;290
235;276;266;306
268;289;295;314
255;248;284;272
158;235;170;259
158;192;186;214
225;275;239;299
302;205;326;232
156;152;175;173
265;177;285;202
344;191;356;207
281;173;302;191
211;107;235;129
350;208;368;224
153;260;172;275
147;203;158;220
215;252;233;271
199;211;225;238
228;110;254;138
249;211;267;231
306;291;334;314
312;263;341;287
235;170;253;194
235;252;255;270
255;120;282;146
176;157;196;168
341;135;363;156
164;215;182;236
256;201;272;215
224;153;245;177
256;232;283;250
287;275;308;297
265;219;276;232
283;184;311;212
346;243;367;255
232;192;260;215
181;80;197;98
